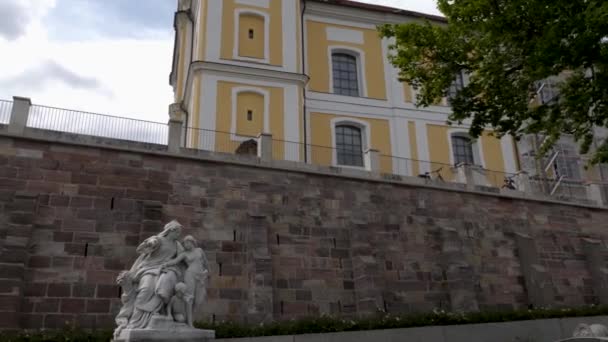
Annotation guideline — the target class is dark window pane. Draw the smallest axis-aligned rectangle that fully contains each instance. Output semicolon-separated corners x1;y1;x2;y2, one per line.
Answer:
332;53;359;97
451;135;474;165
336;125;364;167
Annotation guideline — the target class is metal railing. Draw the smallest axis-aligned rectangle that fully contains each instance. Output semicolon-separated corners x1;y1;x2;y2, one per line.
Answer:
0;99;12;125
480;168;519;189
381;155;455;180
530;177;588;202
0;98;596;204
27;104;168;144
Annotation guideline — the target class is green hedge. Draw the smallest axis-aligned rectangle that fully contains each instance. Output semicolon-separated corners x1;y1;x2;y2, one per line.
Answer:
0;328;112;342
2;305;608;341
196;306;608;338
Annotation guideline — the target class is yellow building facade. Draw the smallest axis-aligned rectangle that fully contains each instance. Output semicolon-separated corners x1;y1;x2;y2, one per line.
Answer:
170;0;520;181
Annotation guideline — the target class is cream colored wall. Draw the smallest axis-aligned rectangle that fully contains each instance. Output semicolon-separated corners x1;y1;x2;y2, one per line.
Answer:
190;73;203;147
196;0;207;60
408;121;419;175
427;124;509;185
220;0;283;65
236;91;265;136
403;83;414;103
175;23;188;102
427;124;456;181
306;20;387;99
481;132;506;174
215;81;285;155
309;112;392;172
238;14;266;59
178;1;522;181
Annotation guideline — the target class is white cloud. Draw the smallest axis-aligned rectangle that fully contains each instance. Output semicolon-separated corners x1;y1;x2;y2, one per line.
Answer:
0;0;438;125
0;1;173;123
0;0;55;40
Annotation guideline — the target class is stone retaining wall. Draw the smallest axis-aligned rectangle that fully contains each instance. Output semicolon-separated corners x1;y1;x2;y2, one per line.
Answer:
1;129;608;330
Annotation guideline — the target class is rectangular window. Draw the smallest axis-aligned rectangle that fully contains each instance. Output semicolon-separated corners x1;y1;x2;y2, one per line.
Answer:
248;29;254;39
452;135;475;165
332;53;360;97
247;110;253;121
554;144;581;180
336;125;364;167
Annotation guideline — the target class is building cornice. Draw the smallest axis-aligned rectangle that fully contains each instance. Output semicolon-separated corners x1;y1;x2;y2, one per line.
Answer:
183;61;309;105
304;1;445;26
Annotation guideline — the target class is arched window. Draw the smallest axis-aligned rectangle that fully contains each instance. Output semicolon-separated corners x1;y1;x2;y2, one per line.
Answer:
332;53;359;97
336;125;364;167
451;134;475;165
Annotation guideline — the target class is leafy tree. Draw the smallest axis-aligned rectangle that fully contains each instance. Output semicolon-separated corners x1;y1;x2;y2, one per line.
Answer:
380;0;608;163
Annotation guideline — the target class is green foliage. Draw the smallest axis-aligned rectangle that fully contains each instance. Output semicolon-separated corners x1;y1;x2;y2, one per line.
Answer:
0;327;112;342
3;306;608;340
379;0;608;163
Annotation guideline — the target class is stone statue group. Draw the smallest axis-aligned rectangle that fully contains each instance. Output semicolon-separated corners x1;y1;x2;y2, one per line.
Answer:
113;220;210;340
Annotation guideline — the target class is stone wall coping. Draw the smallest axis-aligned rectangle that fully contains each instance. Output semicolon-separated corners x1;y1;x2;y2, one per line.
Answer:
0;124;604;211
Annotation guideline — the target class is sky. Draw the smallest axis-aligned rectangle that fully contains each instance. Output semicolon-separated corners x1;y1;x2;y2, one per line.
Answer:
0;0;441;124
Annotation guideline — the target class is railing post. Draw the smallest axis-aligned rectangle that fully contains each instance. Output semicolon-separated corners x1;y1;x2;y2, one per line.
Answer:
586;182;608;207
257;133;273;162
364;148;380;173
8;96;31;135
168;103;186;153
514;171;532;194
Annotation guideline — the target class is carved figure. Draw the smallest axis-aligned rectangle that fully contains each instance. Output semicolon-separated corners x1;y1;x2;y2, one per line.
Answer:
162;235;209;327
168;282;190;325
113;220;212;339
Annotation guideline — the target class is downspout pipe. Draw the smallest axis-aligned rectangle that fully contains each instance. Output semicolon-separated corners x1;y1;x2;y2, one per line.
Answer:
301;0;308;163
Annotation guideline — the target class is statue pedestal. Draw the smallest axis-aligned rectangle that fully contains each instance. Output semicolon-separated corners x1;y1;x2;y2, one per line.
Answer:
113;315;215;342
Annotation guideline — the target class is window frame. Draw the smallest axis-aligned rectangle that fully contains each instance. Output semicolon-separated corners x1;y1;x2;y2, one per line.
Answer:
330;118;371;169
328;46;367;98
331;53;360;97
448;130;485;167
335;125;365;167
451;135;475;166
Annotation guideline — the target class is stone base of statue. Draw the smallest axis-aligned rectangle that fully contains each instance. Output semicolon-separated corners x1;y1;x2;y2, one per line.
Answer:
113;315;215;342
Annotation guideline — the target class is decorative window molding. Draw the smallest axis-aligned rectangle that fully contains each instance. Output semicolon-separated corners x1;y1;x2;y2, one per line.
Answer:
233;9;270;64
230;86;270;141
447;129;485;167
327;46;367;98
326;27;364;44
235;0;270;8
330;117;371;169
